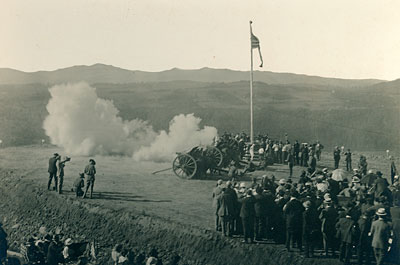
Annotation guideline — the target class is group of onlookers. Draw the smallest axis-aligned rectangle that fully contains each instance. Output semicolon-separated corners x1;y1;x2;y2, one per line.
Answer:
212;164;400;265
47;153;96;199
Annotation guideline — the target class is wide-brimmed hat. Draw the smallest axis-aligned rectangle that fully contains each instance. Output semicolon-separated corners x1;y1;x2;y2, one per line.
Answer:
352;176;361;183
376;208;387;216
239;182;246;188
279;179;286;185
324;197;332;203
54;153;59;157
376;171;383;177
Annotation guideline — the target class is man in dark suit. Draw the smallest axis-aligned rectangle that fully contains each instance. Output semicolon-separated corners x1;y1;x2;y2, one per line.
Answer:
212;180;224;231
217;188;235;237
283;190;304;251
369;208;392;265
319;198;338;257
254;187;267;241
357;213;373;265
302;201;319;258
239;190;256;243
333;146;341;169
336;211;359;265
47;153;60;191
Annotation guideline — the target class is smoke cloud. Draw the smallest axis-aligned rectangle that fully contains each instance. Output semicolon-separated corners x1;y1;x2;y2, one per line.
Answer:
133;114;218;162
43;83;217;161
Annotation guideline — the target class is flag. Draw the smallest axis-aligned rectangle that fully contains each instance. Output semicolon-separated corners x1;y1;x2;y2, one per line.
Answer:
250;23;263;68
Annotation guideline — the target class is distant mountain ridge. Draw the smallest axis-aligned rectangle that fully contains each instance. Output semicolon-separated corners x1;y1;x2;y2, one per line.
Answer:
0;63;386;88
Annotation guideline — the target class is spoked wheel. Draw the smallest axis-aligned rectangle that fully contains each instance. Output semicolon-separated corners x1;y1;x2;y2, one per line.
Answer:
172;154;198;179
207;147;223;167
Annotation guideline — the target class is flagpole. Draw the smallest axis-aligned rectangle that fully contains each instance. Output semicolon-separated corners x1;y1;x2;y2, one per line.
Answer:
249;21;254;144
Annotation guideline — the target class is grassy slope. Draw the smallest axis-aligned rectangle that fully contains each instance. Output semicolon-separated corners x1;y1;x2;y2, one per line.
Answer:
0;82;398;151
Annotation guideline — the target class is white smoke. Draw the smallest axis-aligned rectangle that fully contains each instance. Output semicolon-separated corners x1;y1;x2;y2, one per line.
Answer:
133;114;218;162
43;83;217;161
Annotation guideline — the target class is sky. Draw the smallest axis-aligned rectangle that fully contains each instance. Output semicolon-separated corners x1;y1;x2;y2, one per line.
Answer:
1;0;400;80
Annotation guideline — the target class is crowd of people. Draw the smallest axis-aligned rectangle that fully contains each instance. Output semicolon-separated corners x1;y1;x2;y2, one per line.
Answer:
47;153;96;199
212;151;400;265
0;226;181;265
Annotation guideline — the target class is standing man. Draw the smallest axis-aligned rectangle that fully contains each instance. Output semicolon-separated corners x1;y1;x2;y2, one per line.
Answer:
333;146;341;169
345;149;352;172
240;190;256;244
283;190;304;252
212;180;224;232
320;198;338;257
286;151;295;178
293;140;300;165
336;211;359;265
48;153;60;191
217;187;235;237
83;159;96;199
369;208;393;265
315;141;323;161
390;156;397;185
57;156;70;194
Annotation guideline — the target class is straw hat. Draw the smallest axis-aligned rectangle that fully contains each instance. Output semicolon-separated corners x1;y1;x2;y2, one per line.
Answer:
376;208;387;216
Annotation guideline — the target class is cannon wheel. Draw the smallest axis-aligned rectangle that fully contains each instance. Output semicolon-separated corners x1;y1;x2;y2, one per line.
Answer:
173;154;198;179
208;147;223;167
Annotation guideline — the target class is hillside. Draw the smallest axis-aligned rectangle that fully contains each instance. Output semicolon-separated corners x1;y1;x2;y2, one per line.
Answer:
0;64;385;87
0;80;399;151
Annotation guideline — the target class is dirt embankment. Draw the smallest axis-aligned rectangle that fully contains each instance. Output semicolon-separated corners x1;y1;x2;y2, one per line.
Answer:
0;169;341;265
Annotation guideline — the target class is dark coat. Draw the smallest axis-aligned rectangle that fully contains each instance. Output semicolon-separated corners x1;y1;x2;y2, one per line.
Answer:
47;241;62;265
217;191;236;217
303;207;319;236
336;217;359;244
254;194;268;217
48;156;58;174
240;196;256;218
358;216;372;247
320;206;338;236
284;198;304;231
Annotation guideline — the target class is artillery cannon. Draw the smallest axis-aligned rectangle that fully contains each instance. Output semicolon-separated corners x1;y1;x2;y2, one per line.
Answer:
172;146;224;179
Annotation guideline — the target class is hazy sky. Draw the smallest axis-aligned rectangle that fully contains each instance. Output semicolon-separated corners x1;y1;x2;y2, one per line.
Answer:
1;0;400;80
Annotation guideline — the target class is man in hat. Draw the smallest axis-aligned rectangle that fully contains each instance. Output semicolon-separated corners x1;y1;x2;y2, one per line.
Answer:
212;179;224;231
239;189;256;243
283;190;304;251
333;146;341;170
320;197;338;257
48;153;60;191
57;156;71;194
83;159;96;199
357;212;373;265
217;187;236;237
344;149;352;172
369;208;393;265
302;200;319;258
0;223;7;265
336;211;359;265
